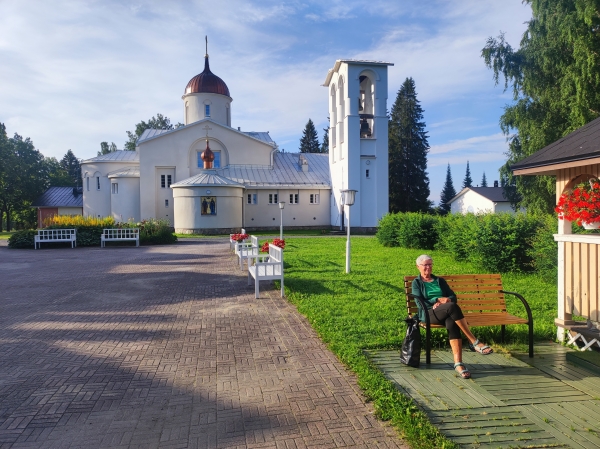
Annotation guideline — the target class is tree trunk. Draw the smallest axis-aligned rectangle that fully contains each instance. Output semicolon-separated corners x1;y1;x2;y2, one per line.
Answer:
6;207;11;232
0;210;3;232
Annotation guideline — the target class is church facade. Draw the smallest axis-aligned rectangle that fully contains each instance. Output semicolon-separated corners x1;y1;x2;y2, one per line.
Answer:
80;53;392;233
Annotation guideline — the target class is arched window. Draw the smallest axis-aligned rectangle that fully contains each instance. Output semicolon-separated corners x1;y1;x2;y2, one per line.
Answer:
359;72;375;138
338;76;345;153
330;85;337;155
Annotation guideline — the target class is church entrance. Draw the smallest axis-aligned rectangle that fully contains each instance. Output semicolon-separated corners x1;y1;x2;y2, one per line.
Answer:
156;168;175;225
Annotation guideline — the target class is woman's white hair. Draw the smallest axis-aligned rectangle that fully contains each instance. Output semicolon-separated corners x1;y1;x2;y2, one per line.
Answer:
416;254;433;265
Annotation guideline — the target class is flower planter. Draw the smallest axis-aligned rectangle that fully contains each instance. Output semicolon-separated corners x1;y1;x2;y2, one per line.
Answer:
583;222;600;230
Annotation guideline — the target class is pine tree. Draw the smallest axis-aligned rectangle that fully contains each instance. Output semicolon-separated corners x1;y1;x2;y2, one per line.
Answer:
321;124;329;153
59;150;81;187
481;172;488;187
462;161;473;188
299;119;320;153
388;77;430;213
439;164;456;215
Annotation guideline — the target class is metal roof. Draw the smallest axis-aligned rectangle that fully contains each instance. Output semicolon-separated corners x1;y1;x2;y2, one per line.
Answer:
185;56;230;97
241;131;274;144
171;171;243;187
450;187;509;204
32;187;83;208
83;150;139;163
323;59;394;86
108;167;140;178
172;153;331;189
511;116;600;172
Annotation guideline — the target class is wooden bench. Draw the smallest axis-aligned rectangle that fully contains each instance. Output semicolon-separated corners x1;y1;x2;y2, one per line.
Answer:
235;235;259;270
34;229;77;249
101;228;139;247
230;228;246;251
404;274;533;364
248;244;284;298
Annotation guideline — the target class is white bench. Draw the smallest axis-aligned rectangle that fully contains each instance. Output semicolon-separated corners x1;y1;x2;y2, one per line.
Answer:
247;244;284;298
235;235;259;270
230;228;247;251
34;229;77;249
101;228;140;247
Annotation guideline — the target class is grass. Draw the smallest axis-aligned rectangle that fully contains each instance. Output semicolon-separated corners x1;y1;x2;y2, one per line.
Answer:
0;231;14;240
280;236;557;449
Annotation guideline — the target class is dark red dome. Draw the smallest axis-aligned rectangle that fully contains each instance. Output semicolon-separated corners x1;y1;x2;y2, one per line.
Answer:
185;56;230;97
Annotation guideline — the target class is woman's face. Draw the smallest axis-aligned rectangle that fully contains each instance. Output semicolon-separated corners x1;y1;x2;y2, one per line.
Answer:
417;259;433;278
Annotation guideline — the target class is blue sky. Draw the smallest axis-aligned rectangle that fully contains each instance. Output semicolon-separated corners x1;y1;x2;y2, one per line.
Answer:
0;0;531;203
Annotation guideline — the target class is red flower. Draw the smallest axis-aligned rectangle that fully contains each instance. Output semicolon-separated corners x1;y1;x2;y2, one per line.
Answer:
260;239;285;253
231;233;249;243
555;178;600;225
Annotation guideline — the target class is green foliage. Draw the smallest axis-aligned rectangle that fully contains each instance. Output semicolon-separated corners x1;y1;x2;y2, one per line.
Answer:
299;118;321;153
376;213;405;247
98;141;117;156
481;172;488;187
8;230;36;248
321;124;329;153
379;212;549;274
434;213;479;259
282;237;557;449
527;214;558;280
135;218;177;245
462;161;473;188
125;114;183;151
388;77;431;213
469;213;539;273
438;164;456;215
482;1;600;213
396;213;438;250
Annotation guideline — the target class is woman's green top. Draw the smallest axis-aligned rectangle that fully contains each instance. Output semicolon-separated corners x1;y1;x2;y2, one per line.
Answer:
410;275;457;322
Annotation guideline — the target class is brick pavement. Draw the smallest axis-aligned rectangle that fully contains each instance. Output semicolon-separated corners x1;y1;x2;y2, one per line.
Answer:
0;240;407;449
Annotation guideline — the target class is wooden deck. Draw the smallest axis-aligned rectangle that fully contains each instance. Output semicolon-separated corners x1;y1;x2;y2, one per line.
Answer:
365;343;600;448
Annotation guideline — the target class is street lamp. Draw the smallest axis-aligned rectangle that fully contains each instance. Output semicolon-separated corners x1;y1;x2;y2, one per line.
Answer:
278;201;285;240
341;189;357;273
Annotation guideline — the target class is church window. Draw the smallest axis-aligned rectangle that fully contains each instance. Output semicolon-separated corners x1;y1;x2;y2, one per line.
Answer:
269;193;278;204
310;194;320;204
197;151;221;168
366;169;370;179
289;193;298;204
111;183;118;194
96;176;100;190
165;199;169;207
205;104;210;117
167;175;172;187
161;175;165;188
247;194;257;204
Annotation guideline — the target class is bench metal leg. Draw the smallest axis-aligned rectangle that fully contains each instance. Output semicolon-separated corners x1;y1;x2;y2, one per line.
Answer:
425;326;431;364
528;319;534;358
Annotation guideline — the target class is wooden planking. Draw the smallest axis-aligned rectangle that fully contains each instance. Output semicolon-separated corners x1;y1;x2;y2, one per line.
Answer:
582;243;590;318
430;407;561;449
517;401;600;449
566;241;574;314
591;244;598;322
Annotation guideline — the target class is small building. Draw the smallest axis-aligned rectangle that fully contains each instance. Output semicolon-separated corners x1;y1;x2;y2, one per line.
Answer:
32;186;83;228
449;186;513;214
512;115;600;342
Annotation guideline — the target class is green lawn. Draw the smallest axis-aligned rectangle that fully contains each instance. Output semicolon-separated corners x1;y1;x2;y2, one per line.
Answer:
281;236;557;449
176;229;335;238
0;231;14;240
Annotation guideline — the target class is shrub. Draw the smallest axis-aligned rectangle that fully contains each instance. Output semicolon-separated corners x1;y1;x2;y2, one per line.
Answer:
8;230;36;249
435;213;479;259
136;219;177;245
44;215;114;246
527;214;558;280
470;213;540;273
396;213;439;250
376;213;405;247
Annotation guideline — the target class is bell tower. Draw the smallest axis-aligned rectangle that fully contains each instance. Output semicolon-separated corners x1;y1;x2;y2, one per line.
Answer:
323;59;393;230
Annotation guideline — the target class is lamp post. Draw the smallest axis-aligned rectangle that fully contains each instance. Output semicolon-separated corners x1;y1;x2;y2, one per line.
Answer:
341;189;357;273
278;201;285;240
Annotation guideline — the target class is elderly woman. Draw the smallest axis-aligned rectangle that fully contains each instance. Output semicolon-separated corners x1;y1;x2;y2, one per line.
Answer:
412;254;493;379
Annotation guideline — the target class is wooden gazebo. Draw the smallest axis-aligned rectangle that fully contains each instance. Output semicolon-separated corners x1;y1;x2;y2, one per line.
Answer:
512;117;600;350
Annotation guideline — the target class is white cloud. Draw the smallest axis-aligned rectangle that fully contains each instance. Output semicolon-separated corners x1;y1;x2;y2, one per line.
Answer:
429;133;507;166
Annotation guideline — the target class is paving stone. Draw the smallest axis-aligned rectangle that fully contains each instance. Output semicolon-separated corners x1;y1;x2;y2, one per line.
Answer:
0;240;407;448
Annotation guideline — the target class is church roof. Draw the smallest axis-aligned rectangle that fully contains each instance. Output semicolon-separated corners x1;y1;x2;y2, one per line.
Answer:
83;151;139;163
171;171;244;187
218;153;330;188
108;167;140;178
185;56;230;97
32;187;83;208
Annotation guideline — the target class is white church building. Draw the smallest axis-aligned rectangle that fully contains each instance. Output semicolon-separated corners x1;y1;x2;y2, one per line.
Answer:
80;52;392;233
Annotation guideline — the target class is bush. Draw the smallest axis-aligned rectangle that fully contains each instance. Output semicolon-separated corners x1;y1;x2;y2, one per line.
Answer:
435;213;479;259
8;230;36;248
44;215;114;246
396;213;438;250
528;214;558;280
470;213;540;273
136;219;177;245
376;213;405;247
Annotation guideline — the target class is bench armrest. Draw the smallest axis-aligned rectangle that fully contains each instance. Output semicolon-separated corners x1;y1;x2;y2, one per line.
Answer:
406;293;429;327
500;290;534;325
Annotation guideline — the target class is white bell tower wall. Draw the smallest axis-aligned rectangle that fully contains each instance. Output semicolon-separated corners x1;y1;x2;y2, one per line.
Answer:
324;60;393;230
182;92;232;127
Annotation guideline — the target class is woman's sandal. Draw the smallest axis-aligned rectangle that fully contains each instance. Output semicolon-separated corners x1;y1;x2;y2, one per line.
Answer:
454;362;471;379
469;338;493;355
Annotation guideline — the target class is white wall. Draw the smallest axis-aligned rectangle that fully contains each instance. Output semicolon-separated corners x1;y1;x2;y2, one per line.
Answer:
109;176;140;222
182;92;232;126
172;185;243;231
82;161;137;218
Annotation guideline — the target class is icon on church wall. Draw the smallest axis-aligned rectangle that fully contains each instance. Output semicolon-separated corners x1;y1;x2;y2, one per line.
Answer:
201;196;217;215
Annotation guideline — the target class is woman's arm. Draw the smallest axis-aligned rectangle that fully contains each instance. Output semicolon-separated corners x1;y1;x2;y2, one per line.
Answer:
437;277;457;303
411;278;438;309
